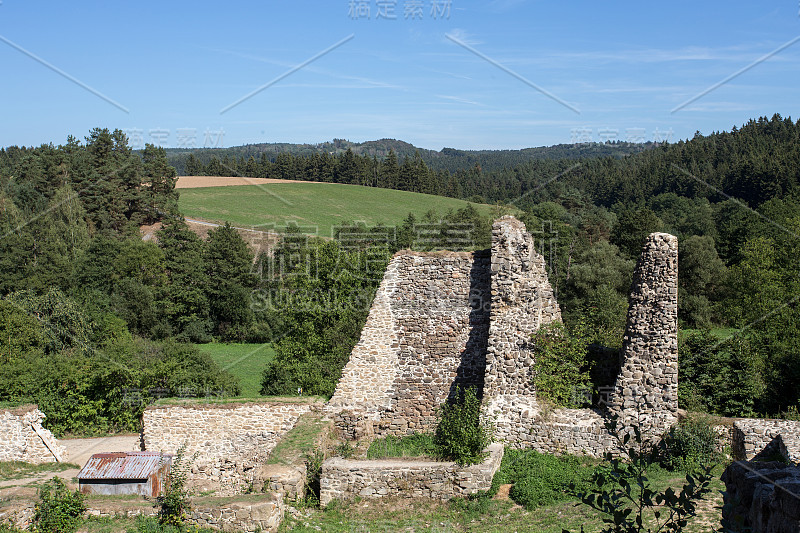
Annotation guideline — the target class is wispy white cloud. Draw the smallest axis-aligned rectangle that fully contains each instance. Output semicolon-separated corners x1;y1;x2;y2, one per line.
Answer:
435;94;483;106
444;28;482;46
507;42;800;66
677;101;759;113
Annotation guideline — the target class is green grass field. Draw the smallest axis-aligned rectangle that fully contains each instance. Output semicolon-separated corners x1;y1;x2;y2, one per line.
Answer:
196;342;275;397
178;182;503;237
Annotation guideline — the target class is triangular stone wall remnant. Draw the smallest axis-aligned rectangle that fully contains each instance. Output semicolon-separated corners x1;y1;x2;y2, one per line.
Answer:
609;233;679;432
326;249;490;438
0;406;66;464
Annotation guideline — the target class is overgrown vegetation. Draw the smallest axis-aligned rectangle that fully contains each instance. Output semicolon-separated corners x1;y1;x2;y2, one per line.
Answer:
531;321;593;408
366;433;438;459
655;416;723;472
434;386;492;466
567;418;714;533
32;477;87;533
155;444;195;527
492;449;596;509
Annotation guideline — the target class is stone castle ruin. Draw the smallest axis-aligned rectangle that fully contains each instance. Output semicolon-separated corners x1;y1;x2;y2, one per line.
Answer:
327;215;679;456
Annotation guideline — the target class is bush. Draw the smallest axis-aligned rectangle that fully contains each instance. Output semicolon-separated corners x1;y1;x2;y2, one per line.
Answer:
156;445;194;527
300;448;326;507
493;449;594;509
531;321;593;408
434;386;492;466
656;416;722;471
32;477;86;533
567;417;713;533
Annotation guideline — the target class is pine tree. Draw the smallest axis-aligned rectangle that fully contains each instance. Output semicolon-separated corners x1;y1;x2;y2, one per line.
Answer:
204;222;255;338
157;218;210;341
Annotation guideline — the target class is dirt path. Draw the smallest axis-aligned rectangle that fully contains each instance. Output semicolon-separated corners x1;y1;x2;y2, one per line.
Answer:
0;435;141;490
176;176;322;188
60;435;141;468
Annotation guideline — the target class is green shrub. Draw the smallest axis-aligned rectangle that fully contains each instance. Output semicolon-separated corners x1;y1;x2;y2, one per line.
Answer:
566;416;714;533
300;448;326;507
32;477;86;533
492;449;594;509
656;416;722;471
155;445;194;527
366;433;437;459
334;440;357;459
434;386;492;466
531;321;593;408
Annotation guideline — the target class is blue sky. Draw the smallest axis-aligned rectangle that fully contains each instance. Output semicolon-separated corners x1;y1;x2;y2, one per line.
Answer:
1;1;798;150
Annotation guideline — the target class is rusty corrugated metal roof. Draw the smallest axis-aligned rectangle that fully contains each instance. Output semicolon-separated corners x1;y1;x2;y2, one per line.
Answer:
77;451;172;480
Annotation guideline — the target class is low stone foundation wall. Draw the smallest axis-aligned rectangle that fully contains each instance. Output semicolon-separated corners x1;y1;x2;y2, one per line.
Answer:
188;495;284;533
320;443;504;507
255;464;306;500
0;406;65;464
3;496;284;533
142;400;320;496
732;419;800;461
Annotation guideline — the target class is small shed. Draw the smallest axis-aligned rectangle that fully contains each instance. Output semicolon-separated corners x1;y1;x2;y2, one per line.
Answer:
77;451;172;497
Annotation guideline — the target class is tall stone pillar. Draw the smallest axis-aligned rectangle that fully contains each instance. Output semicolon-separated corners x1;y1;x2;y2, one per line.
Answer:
483;216;561;431
610;233;679;434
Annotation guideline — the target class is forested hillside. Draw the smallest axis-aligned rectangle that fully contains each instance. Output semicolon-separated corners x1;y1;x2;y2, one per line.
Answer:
165;137;651;176
1;115;798;436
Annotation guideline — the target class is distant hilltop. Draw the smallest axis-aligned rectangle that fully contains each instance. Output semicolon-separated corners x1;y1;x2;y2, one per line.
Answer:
164;137;655;175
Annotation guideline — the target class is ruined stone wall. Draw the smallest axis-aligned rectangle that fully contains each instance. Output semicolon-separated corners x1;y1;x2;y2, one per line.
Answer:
142;401;317;495
0;406;65;464
3;497;285;533
722;454;800;532
483;216;562;435
328;220;681;456
731;419;800;461
326;259;403;436
609;233;679;434
496;408;614;458
320;444;504;507
327;250;490;438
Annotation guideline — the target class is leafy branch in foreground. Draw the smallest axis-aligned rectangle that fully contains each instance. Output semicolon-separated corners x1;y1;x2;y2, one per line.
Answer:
564;416;713;533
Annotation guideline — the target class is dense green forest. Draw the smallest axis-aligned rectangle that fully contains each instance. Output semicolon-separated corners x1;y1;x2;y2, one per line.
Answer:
1;115;798;436
166;137;651;176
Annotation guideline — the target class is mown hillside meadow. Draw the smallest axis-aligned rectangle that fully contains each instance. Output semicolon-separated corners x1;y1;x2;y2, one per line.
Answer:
178;182;503;237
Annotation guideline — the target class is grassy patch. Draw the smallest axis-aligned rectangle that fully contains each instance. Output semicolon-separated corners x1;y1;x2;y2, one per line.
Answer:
150;396;322;407
267;412;332;466
195;342;275;397
679;327;738;341
179;182;501;238
492;449;597;509
0;461;80;480
366;433;438;459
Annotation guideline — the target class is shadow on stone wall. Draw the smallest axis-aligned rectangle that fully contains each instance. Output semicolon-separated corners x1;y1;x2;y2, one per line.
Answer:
450;249;491;401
